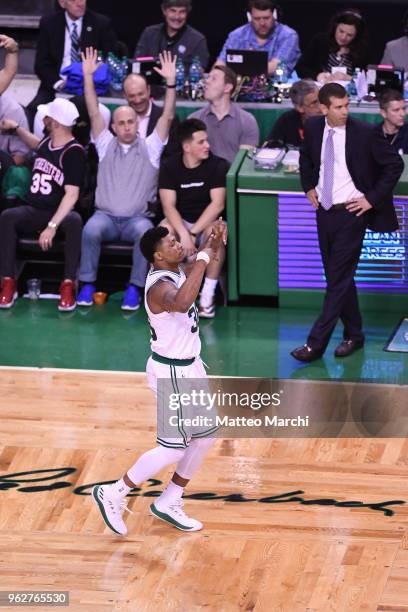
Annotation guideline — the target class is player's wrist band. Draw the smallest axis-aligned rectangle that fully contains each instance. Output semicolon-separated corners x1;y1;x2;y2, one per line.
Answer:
196;251;210;265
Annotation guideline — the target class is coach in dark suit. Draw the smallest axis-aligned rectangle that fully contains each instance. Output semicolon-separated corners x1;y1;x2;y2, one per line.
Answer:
291;83;404;362
26;0;117;125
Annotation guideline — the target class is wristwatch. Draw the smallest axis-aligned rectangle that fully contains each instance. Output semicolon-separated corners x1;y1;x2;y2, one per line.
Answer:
47;221;57;229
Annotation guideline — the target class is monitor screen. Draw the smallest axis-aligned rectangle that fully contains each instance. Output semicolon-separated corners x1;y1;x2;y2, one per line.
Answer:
226;49;268;77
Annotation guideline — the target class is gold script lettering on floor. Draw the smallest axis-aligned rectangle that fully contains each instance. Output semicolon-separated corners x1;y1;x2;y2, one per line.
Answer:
0;368;407;612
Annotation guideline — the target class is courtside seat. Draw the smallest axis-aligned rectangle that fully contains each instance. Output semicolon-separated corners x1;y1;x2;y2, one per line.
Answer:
17;237;134;256
16;236;134;293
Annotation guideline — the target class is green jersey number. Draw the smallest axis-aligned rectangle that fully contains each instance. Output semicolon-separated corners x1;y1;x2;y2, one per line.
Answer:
149;322;157;341
188;305;199;333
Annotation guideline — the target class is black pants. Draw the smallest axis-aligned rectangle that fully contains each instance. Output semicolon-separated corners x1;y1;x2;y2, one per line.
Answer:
0;205;82;280
307;207;368;353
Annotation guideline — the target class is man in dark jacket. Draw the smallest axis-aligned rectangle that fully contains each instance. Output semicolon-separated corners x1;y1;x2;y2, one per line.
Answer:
134;0;209;70
291;83;404;362
266;79;320;147
26;0;117;126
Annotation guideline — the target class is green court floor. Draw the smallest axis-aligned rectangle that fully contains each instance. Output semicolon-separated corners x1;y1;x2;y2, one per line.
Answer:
0;297;407;383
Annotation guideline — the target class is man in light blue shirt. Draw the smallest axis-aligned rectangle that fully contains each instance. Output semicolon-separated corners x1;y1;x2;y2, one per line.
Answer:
217;0;300;76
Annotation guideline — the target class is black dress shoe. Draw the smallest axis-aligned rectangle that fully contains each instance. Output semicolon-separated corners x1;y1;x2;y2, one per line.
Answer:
290;344;323;362
334;339;364;358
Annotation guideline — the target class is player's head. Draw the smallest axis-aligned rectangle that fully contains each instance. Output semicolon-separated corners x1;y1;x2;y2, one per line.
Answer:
178;118;210;162
111;105;139;144
141;226;185;266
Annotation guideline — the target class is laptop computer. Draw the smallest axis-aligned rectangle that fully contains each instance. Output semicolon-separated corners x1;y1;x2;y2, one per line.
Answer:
367;64;405;95
226;49;268;77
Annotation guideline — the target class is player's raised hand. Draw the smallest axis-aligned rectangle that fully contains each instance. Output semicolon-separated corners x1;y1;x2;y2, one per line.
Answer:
81;47;101;76
202;218;227;260
154;51;176;85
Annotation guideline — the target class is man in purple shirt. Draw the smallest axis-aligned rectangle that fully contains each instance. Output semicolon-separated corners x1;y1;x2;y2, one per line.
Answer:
217;0;300;76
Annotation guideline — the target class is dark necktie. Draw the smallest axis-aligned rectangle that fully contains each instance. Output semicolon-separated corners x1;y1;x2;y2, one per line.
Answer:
70;23;80;64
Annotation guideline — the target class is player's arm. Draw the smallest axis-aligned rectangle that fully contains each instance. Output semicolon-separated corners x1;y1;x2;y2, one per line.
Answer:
0;119;41;150
148;220;226;313
148;266;207;314
81;47;105;140
189;187;225;235
0;35;18;94
38;184;80;251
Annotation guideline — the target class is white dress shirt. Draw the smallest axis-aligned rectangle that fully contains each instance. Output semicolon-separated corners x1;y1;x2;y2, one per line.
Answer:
137;101;153;140
61;14;84;72
316;120;363;204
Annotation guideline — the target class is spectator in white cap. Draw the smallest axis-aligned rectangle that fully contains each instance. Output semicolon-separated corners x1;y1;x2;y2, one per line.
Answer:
33;97;111;142
0;97;87;311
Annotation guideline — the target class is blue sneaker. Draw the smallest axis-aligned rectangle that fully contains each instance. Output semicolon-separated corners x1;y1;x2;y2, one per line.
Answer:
76;283;96;306
121;284;140;311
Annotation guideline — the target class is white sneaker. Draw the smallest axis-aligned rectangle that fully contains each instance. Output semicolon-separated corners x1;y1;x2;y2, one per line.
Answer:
198;298;216;319
92;484;132;536
150;499;203;531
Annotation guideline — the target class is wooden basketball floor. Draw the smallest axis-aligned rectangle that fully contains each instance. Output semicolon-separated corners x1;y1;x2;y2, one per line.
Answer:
1;367;407;612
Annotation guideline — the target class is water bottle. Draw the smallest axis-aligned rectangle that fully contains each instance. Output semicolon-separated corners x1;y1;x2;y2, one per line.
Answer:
275;60;288;84
188;56;202;100
175;58;185;94
189;56;202;86
107;53;120;91
106;52;114;76
347;70;358;98
112;60;123;91
121;56;129;83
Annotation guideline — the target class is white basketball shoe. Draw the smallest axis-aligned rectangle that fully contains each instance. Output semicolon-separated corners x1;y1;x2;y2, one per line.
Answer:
92;484;132;536
150;499;203;531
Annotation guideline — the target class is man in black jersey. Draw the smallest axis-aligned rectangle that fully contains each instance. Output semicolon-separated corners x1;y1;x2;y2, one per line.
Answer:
0;97;86;311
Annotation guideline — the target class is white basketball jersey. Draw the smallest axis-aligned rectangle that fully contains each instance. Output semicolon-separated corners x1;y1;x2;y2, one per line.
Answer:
144;267;201;359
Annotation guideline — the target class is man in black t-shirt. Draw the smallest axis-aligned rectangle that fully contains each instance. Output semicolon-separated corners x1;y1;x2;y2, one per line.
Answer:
159;118;228;318
375;89;408;155
0;98;86;311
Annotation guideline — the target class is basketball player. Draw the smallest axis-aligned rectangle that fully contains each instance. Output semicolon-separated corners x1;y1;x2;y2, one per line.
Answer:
92;220;226;535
